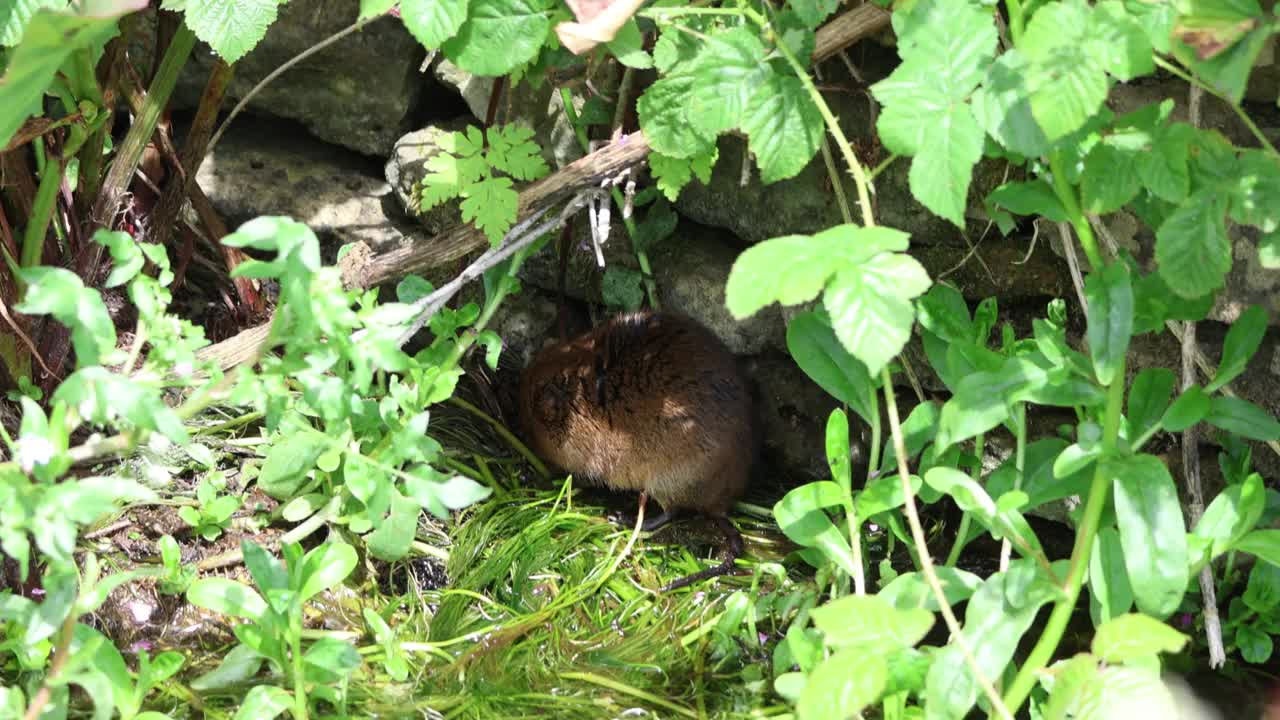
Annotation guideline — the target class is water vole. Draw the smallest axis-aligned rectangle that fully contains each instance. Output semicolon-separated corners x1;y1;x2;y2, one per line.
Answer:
518;310;756;591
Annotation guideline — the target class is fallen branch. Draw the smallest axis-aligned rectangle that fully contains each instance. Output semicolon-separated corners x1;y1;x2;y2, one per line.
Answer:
813;3;892;65
195;131;652;371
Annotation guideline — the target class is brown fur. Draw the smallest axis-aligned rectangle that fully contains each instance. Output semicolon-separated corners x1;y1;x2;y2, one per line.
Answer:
518;310;755;588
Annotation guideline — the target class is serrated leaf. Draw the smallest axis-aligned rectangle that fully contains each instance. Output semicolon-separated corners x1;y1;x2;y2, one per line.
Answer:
485;124;548;181
185;0;281;64
1155;189;1231;298
1021;0;1110;140
1229;150;1280;233
441;0;550;76
789;0;840;28
1172;0;1268;104
742;64;823;183
1137;123;1193;203
1109;454;1189;618
1208;305;1267;392
461;175;516;246
400;0;468;49
1086;1;1155;81
637;74;716;159
1084;261;1133;385
1081;143;1142;213
725;225;909;319
972;50;1050;158
870;0;995;225
824;252;930;375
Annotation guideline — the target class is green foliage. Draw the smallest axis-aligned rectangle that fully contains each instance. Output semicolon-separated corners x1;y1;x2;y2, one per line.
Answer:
187;541;361;716
413;124;550;245
178;475;243;541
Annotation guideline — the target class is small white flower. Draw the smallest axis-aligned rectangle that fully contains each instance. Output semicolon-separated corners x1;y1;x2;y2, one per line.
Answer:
16;435;54;473
173;361;193;378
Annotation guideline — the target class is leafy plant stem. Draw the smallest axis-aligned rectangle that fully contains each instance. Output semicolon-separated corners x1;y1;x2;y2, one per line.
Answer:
1004;0;1025;45
1048;153;1103;270
867;392;882;480
1000;404;1027;571
21;610;77;720
1001;356;1126;714
291;606;309;720
867;152;899;181
819;134;853;226
123;320;147;376
881;366;1015;720
19;155;63;272
558;87;660;309
559;672;698;718
945;431;984;567
1152;56;1280;158
753;7;875;228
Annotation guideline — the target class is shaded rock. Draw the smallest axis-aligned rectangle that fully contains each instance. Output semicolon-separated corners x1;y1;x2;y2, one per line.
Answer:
487;286;560;369
169;1;431;157
745;350;842;480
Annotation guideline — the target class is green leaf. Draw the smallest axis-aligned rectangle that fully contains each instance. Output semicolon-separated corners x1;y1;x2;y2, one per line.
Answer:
924;467;1045;560
796;649;887;720
601;266;645;311
1237;624;1274;663
485;124;549;181
1132;267;1213;333
185;0;281;64
789;0;840;28
726;225;909;318
0;2;141;147
94;230;145;288
1236;529;1280;567
878;567;983;612
241;541;288;595
637;74;716;159
298;542;357;602
1260;232;1280;269
1155;189;1231;298
53;367;188;443
1092;613;1189;663
878;401;940;475
1229;150;1280;233
1021;0;1110;140
1095;665;1179;716
786;310;876;424
824;252;931;375
232;685;292;720
1138;122;1193;203
0;0;65;47
936;357;1043;449
740;58;823;183
1243;561;1280;613
1192;473;1265;563
441;0;550;76
1127;368;1176;441
1171;0;1269;104
972;50;1050;158
774;484;860;578
1207;305;1268;392
605;19;651;69
303;637;361;682
257;430;326;500
17;267;117;368
925;562;1052;719
1081;143;1142;214
1042;653;1102;720
186;578;267;621
1205;396;1280;441
461;175;517;246
358;0;397;19
986;180;1068;222
400;0;468;49
870;0;995;225
825;409;852;493
190;644;266;691
1089;526;1134;626
1086;1;1155;81
1109;454;1189;618
1084;261;1133;385
810;595;934;652
1162;384;1210;432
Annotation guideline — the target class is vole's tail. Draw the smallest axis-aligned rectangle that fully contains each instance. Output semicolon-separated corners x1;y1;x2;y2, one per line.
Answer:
659;515;745;592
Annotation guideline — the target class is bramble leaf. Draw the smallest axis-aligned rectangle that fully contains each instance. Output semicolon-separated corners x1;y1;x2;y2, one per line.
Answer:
1155;189;1231;297
400;0;468;49
185;0;281;64
441;0;551;76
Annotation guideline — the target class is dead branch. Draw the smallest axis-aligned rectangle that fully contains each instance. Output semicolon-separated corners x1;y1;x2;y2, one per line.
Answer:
813;4;892;65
